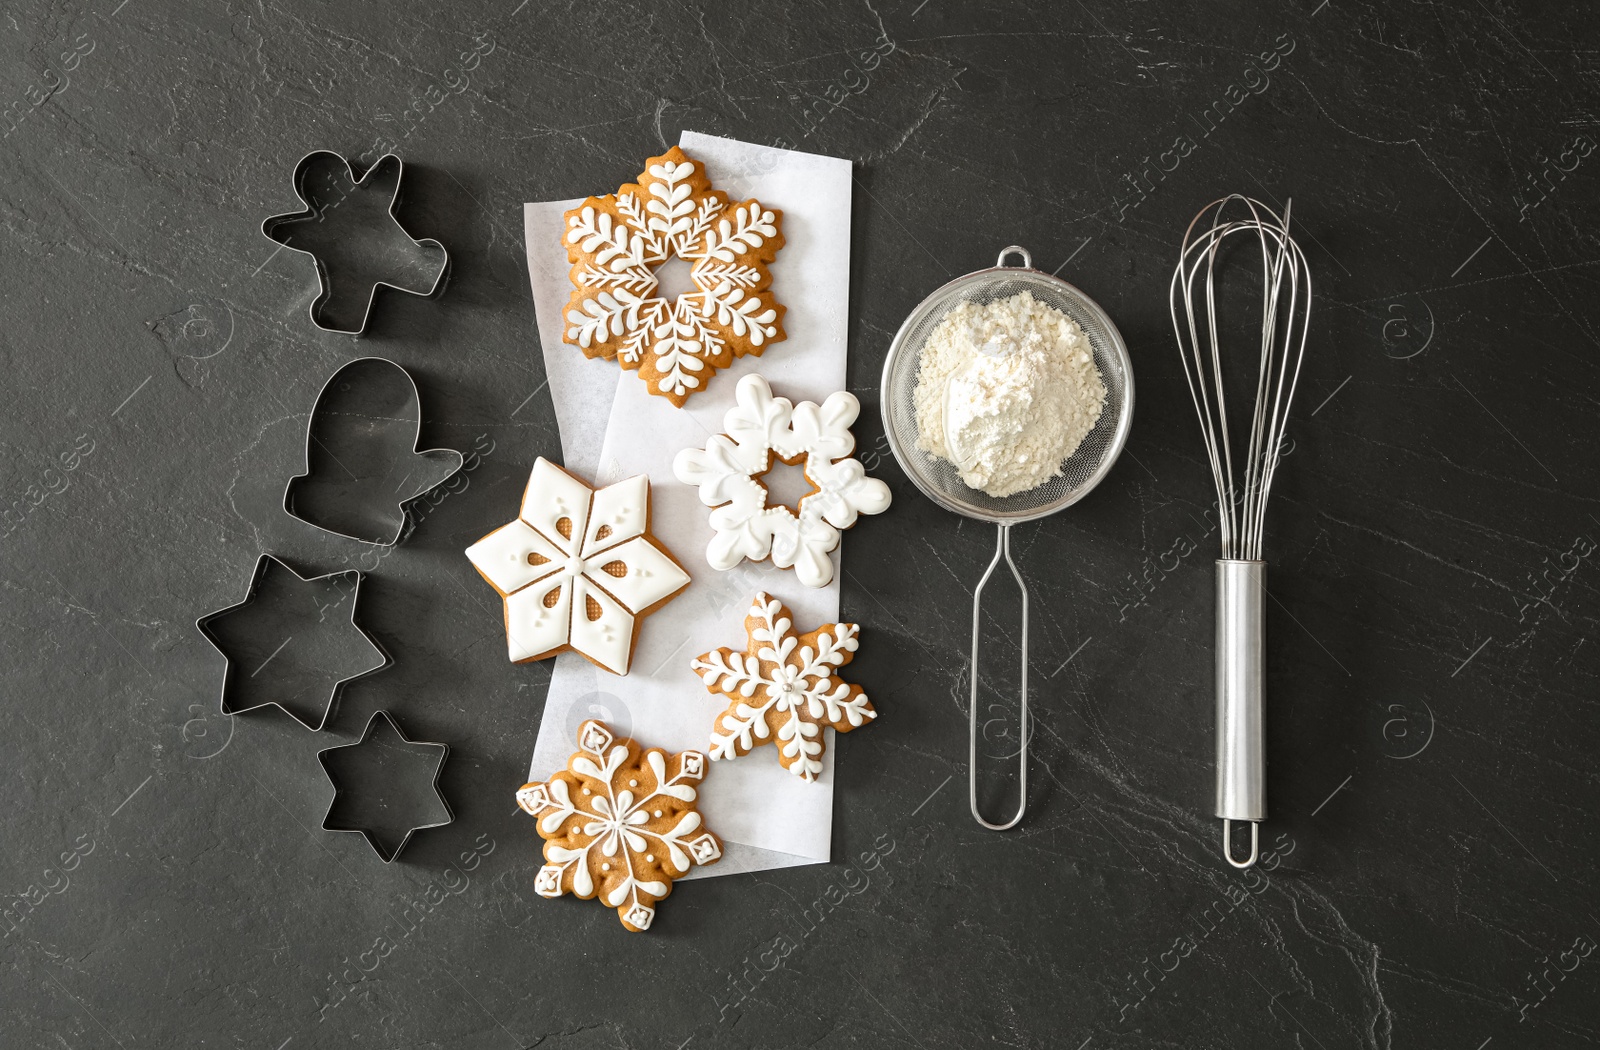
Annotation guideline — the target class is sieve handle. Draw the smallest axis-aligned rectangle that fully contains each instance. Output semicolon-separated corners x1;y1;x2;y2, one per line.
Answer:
970;523;1029;831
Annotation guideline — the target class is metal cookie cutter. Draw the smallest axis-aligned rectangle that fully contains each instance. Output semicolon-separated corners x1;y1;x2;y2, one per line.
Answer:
284;356;465;546
195;554;390;732
261;150;449;336
317;711;453;863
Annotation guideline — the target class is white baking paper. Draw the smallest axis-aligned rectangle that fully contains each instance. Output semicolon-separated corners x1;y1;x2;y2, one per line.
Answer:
522;200;618;482
523;132;855;878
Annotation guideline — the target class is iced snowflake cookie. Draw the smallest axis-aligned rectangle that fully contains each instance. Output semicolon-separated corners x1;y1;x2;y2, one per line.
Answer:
562;146;786;407
673;373;892;588
517;719;722;932
465;458;690;674
692;592;875;782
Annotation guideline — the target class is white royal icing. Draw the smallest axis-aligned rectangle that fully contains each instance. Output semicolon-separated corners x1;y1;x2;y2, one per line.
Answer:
673;374;892;587
693;593;875;782
520;721;721;931
466;459;689;673
564;155;781;400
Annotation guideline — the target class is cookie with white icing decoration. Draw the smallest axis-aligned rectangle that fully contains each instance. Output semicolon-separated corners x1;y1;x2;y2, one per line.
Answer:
673;373;892;588
692;592;875;783
517;719;721;932
465;458;689;674
562;145;786;407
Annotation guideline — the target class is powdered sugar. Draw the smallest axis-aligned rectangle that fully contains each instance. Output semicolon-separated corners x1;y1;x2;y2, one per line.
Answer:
913;291;1106;498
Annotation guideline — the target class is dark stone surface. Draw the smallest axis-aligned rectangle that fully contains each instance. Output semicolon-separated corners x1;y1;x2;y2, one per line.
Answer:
3;1;1598;1048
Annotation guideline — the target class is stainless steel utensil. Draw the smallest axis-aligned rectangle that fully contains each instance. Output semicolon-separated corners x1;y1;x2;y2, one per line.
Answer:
881;245;1134;830
1169;197;1312;868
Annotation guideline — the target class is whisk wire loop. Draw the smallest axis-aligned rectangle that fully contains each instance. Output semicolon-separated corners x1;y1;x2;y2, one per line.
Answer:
1171;196;1312;561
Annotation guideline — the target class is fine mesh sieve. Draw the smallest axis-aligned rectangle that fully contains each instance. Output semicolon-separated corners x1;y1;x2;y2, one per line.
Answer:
880;246;1134;830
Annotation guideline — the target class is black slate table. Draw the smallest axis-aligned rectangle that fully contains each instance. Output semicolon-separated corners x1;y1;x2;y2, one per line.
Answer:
4;2;1598;1048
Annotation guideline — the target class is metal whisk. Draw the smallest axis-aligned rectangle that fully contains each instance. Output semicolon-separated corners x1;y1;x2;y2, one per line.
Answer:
1170;196;1312;868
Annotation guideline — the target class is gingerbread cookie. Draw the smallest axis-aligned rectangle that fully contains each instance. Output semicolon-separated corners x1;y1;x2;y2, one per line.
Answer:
517;720;722;932
692;592;875;782
673;373;892;587
562;146;786;407
465;458;689;674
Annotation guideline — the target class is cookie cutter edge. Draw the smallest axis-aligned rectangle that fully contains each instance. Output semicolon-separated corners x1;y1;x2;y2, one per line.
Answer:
284;355;466;546
194;553;392;733
317;710;454;864
260;149;450;336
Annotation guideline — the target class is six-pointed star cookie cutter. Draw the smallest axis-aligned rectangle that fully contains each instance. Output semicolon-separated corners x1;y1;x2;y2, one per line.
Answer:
195;554;391;732
261;150;450;336
284;356;465;546
317;710;453;863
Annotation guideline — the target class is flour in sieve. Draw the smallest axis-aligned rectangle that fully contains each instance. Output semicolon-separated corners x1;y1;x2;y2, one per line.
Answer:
913;291;1106;498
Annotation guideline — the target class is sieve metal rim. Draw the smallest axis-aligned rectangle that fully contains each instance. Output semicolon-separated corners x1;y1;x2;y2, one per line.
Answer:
878;248;1136;526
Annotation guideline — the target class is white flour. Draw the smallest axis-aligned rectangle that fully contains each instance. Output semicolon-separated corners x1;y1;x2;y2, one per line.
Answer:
913;291;1106;498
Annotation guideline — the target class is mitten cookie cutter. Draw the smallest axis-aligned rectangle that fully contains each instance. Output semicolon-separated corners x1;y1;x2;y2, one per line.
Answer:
195;554;390;732
317;710;453;863
284;356;464;546
261;150;449;336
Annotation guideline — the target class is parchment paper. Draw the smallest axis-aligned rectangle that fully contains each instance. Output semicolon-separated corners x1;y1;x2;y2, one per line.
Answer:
523;131;854;878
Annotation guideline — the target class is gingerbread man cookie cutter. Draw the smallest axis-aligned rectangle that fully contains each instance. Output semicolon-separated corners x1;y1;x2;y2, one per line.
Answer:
261;150;450;336
195;554;390;732
317;710;453;864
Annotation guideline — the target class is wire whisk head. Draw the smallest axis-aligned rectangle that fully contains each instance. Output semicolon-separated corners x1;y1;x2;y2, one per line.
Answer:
1170;196;1313;561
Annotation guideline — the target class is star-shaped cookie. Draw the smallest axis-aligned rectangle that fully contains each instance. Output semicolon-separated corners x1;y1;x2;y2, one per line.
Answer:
691;592;876;782
465;458;690;674
561;145;786;406
517;720;722;932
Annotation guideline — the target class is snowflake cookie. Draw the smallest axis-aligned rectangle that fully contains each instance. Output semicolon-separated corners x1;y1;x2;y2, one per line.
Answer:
465;458;690;674
562;145;786;407
692;592;875;782
673;373;892;588
517;720;722;932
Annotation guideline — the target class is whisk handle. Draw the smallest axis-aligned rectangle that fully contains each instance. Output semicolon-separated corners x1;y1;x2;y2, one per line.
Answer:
1216;559;1266;867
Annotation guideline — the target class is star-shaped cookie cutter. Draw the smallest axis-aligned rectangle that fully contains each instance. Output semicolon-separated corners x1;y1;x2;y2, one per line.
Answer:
195;554;390;732
261;150;450;336
317;711;453;863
